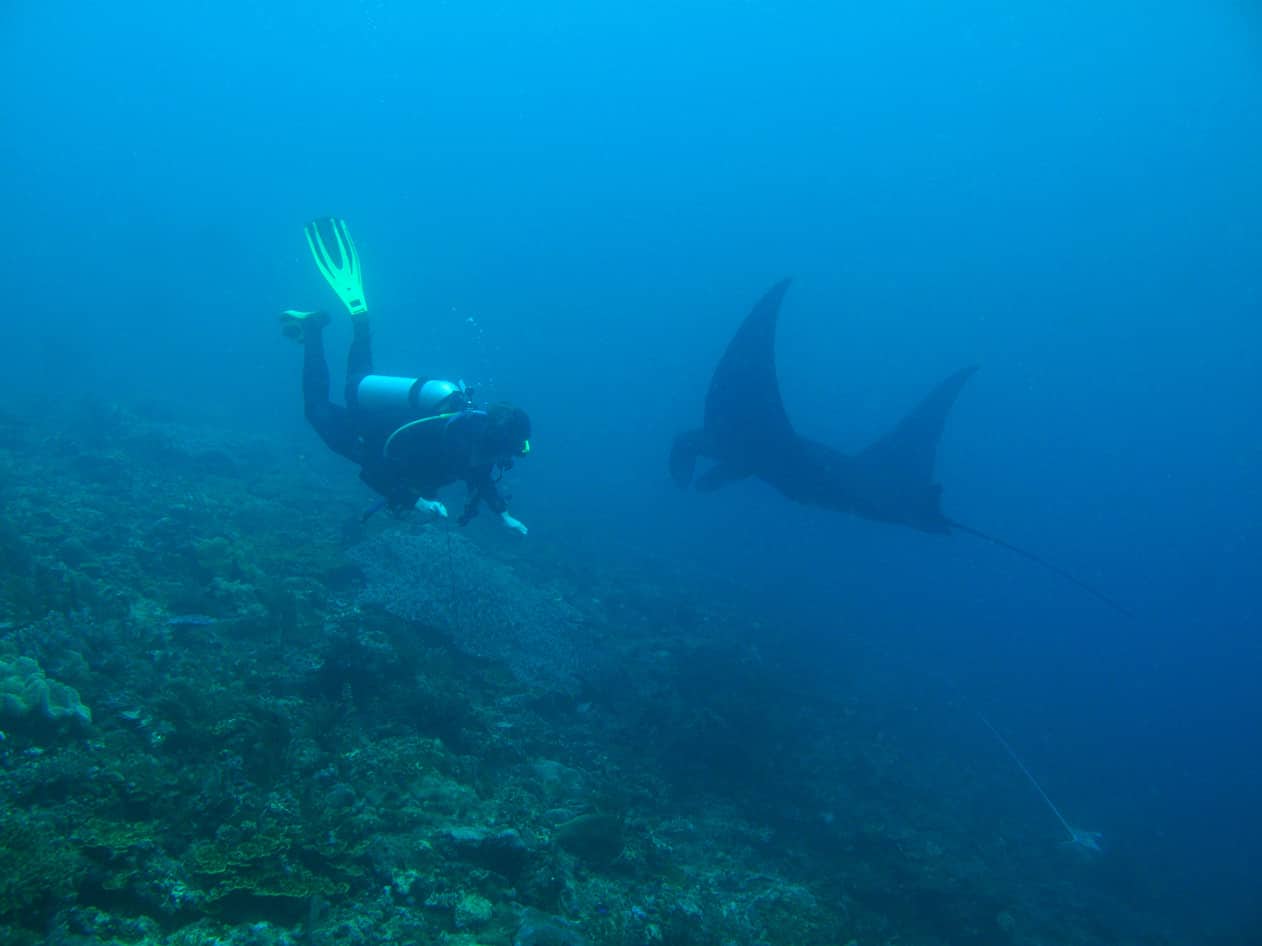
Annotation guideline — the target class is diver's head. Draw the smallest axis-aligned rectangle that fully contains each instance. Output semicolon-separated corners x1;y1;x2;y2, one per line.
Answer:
482;403;532;465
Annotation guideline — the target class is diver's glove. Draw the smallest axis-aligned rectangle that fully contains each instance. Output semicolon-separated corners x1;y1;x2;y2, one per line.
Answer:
500;512;528;536
417;498;448;519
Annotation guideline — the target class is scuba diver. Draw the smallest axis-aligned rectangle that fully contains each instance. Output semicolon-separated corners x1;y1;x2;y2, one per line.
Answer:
281;218;532;535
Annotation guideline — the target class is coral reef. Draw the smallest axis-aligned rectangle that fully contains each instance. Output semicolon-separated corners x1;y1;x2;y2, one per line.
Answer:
0;400;1186;946
0;654;92;727
348;528;596;693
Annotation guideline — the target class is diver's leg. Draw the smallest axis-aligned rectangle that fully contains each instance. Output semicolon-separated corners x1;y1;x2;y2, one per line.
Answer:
344;316;374;404
300;319;358;460
301;319;332;409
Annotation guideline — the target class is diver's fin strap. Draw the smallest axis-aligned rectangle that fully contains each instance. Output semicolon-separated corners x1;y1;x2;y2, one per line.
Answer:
304;218;368;316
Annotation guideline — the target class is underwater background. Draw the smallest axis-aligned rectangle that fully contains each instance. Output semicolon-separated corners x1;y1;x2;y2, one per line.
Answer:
2;1;1260;944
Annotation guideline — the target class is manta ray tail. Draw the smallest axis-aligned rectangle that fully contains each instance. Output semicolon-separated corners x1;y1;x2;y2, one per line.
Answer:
946;518;1133;618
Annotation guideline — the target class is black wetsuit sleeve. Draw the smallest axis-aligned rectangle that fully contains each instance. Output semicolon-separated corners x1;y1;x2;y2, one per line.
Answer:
458;465;507;524
359;463;419;512
473;466;508;515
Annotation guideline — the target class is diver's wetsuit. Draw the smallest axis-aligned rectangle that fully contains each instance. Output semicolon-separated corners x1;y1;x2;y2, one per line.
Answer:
301;319;509;520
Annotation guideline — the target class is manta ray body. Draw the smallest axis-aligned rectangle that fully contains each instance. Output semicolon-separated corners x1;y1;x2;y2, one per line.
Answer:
670;279;1128;614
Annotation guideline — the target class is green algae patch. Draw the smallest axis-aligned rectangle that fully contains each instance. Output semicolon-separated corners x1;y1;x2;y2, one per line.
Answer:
186;824;352;909
74;817;158;852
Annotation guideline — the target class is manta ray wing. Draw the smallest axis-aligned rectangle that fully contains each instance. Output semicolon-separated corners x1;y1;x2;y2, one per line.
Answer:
702;278;799;468
857;365;979;493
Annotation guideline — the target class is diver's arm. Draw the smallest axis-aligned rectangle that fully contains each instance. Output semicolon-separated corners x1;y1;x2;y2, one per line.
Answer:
462;466;526;534
359;466;416;511
359;461;448;518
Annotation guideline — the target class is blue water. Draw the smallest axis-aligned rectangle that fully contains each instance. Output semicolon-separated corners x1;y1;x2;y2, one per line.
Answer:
3;0;1260;937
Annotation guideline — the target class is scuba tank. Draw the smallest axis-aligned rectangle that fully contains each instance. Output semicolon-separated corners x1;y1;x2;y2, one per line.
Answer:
353;375;476;464
355;375;470;416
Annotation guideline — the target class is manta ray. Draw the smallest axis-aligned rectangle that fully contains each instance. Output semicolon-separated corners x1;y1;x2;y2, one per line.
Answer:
670;279;1128;615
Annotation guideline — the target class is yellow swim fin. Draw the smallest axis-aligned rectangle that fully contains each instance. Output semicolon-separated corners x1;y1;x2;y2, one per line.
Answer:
278;308;330;342
304;218;368;317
